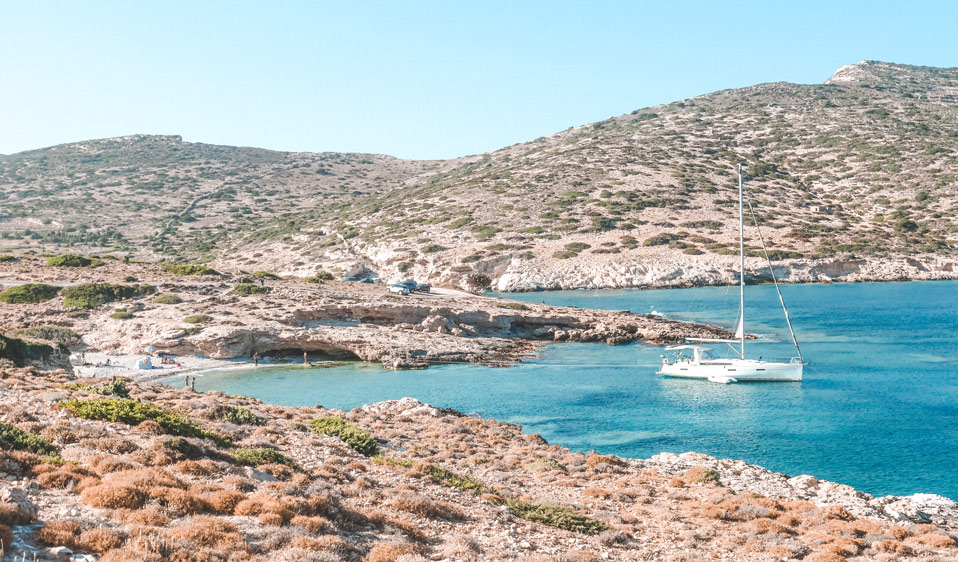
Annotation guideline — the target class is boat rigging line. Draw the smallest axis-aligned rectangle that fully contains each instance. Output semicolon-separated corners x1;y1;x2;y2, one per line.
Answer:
742;183;805;364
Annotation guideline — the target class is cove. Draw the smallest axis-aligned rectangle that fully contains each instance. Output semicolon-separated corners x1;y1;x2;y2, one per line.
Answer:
160;280;958;500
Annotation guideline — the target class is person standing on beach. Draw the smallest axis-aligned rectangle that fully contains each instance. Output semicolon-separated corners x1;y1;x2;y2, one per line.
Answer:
253;352;259;366
184;376;190;389
303;351;308;366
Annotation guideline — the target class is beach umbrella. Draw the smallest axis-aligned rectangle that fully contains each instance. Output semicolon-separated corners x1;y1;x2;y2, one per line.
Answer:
144;345;157;353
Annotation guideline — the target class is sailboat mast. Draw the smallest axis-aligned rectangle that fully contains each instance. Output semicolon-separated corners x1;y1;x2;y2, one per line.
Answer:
738;163;745;360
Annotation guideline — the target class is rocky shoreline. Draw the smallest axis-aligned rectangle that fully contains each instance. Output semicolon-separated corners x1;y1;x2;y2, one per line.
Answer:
490;254;958;292
0;258;733;374
0;367;955;561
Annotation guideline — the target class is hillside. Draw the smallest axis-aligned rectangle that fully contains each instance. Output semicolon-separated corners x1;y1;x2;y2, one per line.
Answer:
1;60;957;290
0;367;956;561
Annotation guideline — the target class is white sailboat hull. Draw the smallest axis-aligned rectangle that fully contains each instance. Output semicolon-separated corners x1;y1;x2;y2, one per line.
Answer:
658;359;802;382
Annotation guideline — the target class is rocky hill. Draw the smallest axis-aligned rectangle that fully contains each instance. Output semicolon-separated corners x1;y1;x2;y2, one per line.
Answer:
2;60;956;290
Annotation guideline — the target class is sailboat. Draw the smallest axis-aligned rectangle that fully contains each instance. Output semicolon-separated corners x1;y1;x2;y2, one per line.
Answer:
657;163;805;383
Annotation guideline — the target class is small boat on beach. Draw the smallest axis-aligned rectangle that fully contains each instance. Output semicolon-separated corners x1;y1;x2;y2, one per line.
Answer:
658;164;805;383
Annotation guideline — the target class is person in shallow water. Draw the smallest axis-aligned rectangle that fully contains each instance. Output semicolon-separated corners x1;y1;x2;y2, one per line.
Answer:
253;352;259;366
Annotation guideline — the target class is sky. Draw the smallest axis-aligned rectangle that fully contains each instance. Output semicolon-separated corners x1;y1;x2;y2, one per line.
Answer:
1;1;956;160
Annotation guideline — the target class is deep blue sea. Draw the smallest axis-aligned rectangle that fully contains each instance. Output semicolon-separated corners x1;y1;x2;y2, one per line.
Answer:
161;281;958;499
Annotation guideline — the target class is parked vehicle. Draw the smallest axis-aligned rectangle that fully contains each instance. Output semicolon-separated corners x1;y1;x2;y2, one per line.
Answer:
387;284;410;295
397;280;418;291
416;282;431;293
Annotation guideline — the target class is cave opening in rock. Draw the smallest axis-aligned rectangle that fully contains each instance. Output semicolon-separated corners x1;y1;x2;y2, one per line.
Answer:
261;347;362;362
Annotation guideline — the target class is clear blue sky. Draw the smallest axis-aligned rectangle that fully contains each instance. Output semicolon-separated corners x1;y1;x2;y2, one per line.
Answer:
2;1;955;159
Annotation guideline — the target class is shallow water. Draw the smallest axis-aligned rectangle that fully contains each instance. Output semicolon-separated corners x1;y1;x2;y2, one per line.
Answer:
160;280;958;499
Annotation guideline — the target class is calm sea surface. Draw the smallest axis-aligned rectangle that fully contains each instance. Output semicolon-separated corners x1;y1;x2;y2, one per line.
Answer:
160;281;958;499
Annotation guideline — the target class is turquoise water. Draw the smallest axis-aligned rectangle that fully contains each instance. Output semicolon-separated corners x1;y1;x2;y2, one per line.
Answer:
161;281;958;499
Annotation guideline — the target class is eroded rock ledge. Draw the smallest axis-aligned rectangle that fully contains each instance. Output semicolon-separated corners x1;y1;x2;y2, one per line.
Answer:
0;259;732;371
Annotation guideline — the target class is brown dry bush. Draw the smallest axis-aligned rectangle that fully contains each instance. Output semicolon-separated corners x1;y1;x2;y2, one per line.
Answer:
888;525;911;540
874;539;914;556
583;486;611;499
752;517;795;536
234;492;294;522
0;524;14;554
79;527;125;553
223;475;256;492
112;507;171;527
34;463;97;489
35;520;82;549
290;515;330;533
387;495;464;521
259;462;294;480
205;489;247;514
364;541;419;562
81;484;148;509
258;512;284;526
823;505;855;521
0;501;31;526
105;467;187;490
90;454;135;475
585;454;624;470
164;516;249;553
151;486;209;516
386;518;427;542
807;553;848;562
911;532;958;548
289;534;347;553
80;436;139;454
174;459;219;475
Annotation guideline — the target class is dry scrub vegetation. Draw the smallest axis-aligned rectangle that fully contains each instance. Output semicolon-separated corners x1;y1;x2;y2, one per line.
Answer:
0;366;955;561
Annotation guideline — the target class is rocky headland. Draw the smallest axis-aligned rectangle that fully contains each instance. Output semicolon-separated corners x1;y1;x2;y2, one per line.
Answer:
0;257;731;374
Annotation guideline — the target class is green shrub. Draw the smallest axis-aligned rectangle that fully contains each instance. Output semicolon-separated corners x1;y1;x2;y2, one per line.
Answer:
416;463;487;493
219;406;265;426
12;326;81;348
251;271;280;280
46;254;98;267
501;498;609;535
422;244;447;254
0;284;61;304
467;273;492;290
233;283;271;296
643;233;677;246
164;437;205;459
110;310;134;320
153;294;183;305
0;421;57;455
314;271;334;280
183;314;212;324
58;398;230;447
397;262;413;273
309;417;379;457
0;255;16;262
161;263;219;276
501;302;529;311
64;377;131;398
61;283;156;309
232;447;294;467
0;334;56;367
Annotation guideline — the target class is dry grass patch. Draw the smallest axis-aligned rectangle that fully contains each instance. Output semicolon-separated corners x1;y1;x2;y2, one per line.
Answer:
387;494;464;520
79;527;125;553
364;541;419;562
